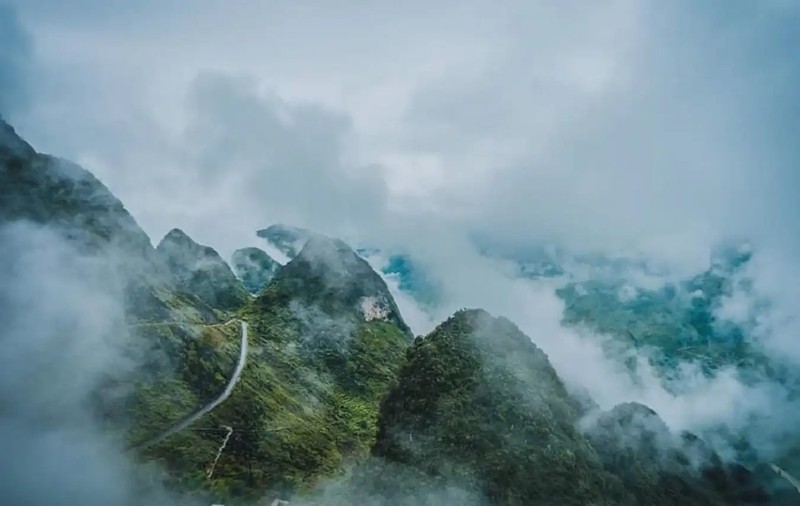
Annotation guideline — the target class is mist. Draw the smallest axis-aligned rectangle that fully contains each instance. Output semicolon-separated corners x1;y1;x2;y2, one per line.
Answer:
0;222;192;506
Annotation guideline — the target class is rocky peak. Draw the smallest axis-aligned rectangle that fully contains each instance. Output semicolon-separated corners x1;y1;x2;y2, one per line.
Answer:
231;246;280;294
156;228;249;311
1;119;155;265
372;308;626;505
264;234;410;333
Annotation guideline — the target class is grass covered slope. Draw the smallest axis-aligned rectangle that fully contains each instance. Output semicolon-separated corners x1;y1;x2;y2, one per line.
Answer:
371;309;630;505
231;246;280;294
366;309;769;506
141;234;413;502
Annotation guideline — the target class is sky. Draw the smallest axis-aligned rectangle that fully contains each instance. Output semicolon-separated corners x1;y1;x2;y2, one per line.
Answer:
3;0;800;457
4;0;798;266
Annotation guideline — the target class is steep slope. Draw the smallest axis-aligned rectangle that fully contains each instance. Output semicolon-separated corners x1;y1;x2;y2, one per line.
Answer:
143;234;413;501
157;228;250;311
584;402;769;505
231;246;280;294
262;235;410;334
0;119;217;325
362;309;767;506
0;119;245;480
0;120;153;258
369;309;629;505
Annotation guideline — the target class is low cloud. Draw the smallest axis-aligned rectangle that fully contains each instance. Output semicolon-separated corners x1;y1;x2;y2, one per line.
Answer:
0;222;191;506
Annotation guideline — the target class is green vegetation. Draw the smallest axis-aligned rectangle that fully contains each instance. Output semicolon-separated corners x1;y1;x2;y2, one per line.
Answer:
3;117;781;504
133;235;411;502
371;309;630;505
361;309;768;505
231;247;280;294
557;277;767;382
157;228;251;311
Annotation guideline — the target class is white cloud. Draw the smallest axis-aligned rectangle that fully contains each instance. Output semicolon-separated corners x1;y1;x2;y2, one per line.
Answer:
0;222;190;505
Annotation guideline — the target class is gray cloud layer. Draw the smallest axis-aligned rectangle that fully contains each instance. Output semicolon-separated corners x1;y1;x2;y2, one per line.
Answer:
7;1;798;264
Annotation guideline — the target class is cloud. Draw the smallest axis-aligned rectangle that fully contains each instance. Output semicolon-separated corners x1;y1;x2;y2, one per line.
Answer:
184;73;389;238
390;1;800;269
11;1;799;265
0;222;191;506
0;3;33;117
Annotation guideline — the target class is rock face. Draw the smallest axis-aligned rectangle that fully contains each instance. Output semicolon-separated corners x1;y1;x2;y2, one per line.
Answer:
156;228;250;311
231;247;280;294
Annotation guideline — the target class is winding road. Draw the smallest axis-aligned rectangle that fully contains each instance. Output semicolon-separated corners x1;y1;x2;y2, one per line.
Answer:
770;463;800;496
134;319;249;449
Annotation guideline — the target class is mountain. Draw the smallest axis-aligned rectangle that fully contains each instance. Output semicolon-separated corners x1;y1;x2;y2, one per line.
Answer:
0;120;153;258
156;228;250;311
1;119;414;502
262;235;411;334
256;223;318;259
366;309;629;505
140;234;414;499
359;309;768;505
0;118;243;470
585;402;768;505
258;224;443;308
231;246;280;294
0;120;224;323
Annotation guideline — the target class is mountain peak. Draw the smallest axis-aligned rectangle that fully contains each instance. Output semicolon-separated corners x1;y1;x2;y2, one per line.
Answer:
156;228;248;311
231;246;279;294
161;227;193;243
372;308;623;504
1;120;152;257
261;234;410;333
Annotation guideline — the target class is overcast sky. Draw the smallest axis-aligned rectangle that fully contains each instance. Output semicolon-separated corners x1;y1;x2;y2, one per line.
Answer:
3;0;798;272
